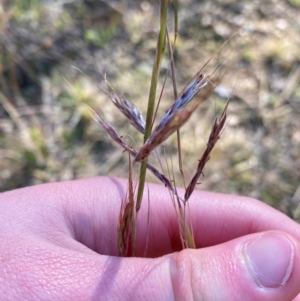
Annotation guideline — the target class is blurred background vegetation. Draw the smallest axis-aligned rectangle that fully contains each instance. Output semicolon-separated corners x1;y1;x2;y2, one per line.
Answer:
0;0;300;221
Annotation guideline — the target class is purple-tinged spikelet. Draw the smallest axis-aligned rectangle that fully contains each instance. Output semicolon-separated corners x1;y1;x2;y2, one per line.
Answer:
148;73;207;142
89;106;176;194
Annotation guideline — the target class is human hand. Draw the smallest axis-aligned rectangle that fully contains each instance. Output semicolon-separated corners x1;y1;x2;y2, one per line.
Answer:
1;177;300;301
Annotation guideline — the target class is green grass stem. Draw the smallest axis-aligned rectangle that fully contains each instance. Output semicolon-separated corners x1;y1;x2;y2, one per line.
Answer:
136;0;169;213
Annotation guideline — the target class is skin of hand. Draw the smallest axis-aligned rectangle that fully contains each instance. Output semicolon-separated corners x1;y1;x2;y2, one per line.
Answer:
0;177;300;301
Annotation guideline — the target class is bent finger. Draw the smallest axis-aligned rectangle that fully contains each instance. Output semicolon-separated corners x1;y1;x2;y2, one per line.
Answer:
2;177;300;257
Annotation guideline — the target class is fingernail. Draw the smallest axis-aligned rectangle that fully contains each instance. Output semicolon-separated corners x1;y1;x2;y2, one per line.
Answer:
244;233;294;288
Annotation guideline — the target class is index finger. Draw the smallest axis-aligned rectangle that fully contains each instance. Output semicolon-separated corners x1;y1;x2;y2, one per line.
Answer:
3;176;299;258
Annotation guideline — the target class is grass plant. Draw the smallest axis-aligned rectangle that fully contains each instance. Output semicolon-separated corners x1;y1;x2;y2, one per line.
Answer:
89;0;230;256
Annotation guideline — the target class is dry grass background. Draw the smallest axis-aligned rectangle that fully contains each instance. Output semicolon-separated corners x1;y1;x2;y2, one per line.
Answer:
0;0;300;222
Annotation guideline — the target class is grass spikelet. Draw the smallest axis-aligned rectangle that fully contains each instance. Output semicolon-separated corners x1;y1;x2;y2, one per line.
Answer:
118;152;136;256
88;105;177;194
184;100;229;202
104;80;146;133
149;72;207;140
134;74;220;163
135;109;194;162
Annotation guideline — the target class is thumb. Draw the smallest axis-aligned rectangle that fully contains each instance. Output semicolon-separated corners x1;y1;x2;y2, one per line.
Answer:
108;231;300;301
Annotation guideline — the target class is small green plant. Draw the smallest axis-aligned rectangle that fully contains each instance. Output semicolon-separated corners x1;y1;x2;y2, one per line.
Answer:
84;27;118;47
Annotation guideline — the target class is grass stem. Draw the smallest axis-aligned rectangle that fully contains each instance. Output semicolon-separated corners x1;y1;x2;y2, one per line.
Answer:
136;0;169;213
